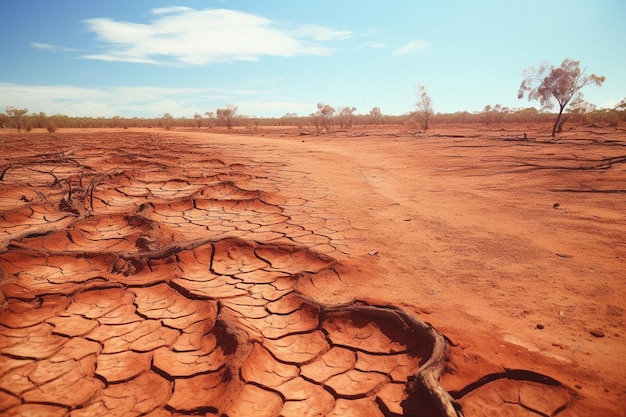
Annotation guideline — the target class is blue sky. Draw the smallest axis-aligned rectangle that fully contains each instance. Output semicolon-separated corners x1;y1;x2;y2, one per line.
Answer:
1;0;624;118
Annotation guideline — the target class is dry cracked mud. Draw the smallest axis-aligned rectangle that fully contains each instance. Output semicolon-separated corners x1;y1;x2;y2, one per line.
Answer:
0;127;624;416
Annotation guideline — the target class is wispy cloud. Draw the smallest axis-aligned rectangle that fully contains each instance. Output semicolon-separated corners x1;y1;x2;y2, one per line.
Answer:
364;41;388;49
152;6;194;15
293;25;354;41
0;82;311;117
81;8;353;65
393;39;429;56
30;42;81;52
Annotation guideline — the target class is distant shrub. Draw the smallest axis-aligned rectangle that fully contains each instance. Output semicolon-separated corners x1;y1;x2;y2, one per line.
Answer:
602;111;620;127
24;123;33;132
403;112;421;129
588;109;621;128
46;121;57;133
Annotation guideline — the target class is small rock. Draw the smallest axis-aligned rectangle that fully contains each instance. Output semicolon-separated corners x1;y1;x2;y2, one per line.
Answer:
553;202;560;208
536;324;544;329
589;329;605;338
367;250;379;256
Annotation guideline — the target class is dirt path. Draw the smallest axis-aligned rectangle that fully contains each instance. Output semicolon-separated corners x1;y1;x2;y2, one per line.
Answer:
0;127;624;416
256;128;626;415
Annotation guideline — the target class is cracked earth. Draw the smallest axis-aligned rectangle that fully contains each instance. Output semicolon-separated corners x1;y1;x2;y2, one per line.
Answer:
1;126;624;416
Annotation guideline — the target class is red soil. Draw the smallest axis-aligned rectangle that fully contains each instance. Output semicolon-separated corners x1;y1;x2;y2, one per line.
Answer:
0;124;624;416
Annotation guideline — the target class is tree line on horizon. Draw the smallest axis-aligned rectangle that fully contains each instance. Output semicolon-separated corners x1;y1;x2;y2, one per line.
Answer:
3;102;623;133
2;59;624;135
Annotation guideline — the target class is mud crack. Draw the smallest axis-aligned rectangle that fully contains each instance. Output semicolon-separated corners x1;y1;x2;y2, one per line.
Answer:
0;132;576;416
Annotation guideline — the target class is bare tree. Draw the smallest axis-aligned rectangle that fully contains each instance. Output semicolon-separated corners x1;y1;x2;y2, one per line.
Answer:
280;113;298;126
518;58;605;137
35;111;48;128
312;103;335;135
216;104;238;129
0;113;9;128
337;106;356;128
368;107;382;125
6;107;28;133
161;113;174;130
193;113;203;129
415;85;433;130
204;111;215;128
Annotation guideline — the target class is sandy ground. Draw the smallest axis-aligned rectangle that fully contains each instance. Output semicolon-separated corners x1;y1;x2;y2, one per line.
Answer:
0;125;624;416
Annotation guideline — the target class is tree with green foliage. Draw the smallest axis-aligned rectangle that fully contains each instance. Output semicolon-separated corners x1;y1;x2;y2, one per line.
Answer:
518;59;605;137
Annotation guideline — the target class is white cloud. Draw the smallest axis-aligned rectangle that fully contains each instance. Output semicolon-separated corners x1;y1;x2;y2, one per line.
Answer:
81;8;352;65
151;6;194;15
0;82;310;118
393;39;429;56
293;25;354;41
30;42;80;52
364;41;388;49
30;42;58;51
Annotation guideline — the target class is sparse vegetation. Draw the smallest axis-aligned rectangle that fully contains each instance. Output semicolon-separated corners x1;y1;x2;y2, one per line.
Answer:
0;106;623;132
311;103;335;135
368;107;382;125
480;104;510;125
216;104;238;129
1;72;622;133
414;85;433;130
161;113;174;130
46;120;57;133
518;58;605;137
336;106;356;128
193;113;203;129
5;107;29;133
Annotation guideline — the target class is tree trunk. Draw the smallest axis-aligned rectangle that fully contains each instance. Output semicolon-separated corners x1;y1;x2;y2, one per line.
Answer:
551;105;566;137
556;114;568;133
